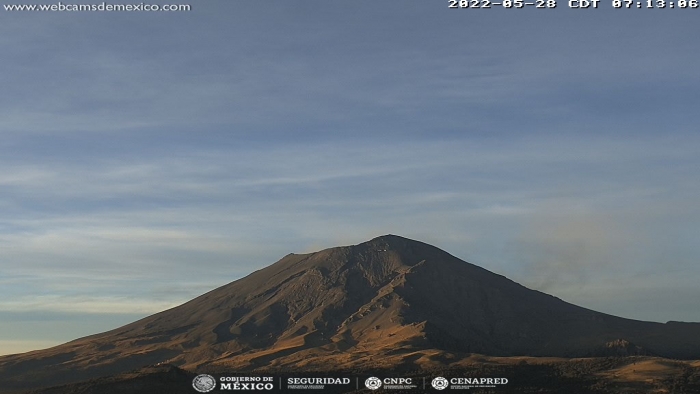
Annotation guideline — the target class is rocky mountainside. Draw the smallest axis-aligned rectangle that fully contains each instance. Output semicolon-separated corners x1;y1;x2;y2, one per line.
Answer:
1;235;699;393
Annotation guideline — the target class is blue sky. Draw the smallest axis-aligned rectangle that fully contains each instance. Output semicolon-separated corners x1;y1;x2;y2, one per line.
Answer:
1;1;699;355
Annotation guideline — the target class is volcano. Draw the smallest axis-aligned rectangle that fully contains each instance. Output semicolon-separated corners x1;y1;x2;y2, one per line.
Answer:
1;235;699;393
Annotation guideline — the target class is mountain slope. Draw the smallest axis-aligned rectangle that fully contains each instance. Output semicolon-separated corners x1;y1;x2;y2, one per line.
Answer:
1;235;699;392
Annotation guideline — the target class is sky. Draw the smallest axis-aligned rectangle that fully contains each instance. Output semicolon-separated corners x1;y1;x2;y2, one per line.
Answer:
0;0;699;356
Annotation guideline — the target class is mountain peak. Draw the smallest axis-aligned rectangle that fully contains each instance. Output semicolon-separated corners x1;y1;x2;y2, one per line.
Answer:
366;233;409;242
345;234;450;261
362;234;427;247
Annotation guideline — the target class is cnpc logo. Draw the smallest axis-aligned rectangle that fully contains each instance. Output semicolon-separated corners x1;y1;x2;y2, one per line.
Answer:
365;376;414;390
365;377;382;390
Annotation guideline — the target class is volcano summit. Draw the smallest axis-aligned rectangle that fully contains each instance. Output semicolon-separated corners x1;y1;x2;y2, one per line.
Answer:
1;235;699;392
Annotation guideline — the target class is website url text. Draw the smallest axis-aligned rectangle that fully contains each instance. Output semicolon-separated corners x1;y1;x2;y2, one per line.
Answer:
3;2;191;12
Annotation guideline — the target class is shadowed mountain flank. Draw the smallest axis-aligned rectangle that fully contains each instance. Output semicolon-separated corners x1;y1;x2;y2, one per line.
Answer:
1;235;699;393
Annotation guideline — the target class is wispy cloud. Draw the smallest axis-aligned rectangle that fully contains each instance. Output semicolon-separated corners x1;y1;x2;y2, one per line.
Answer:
0;295;182;315
2;136;698;313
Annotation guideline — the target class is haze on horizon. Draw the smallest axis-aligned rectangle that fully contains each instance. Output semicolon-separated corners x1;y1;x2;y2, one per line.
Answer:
1;1;699;356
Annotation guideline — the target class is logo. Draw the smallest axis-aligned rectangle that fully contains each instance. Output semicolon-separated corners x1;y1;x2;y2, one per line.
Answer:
431;376;449;390
365;376;382;390
192;374;217;393
219;376;275;390
286;377;352;390
379;377;417;390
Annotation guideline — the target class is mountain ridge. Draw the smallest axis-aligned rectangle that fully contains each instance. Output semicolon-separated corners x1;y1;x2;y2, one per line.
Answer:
1;234;699;393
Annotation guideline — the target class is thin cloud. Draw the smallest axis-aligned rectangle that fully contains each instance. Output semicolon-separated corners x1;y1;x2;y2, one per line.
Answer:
0;295;183;315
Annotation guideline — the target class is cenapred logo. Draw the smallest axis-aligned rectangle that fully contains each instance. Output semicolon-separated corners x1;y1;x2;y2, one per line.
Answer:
192;374;217;393
431;376;449;390
365;376;382;390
